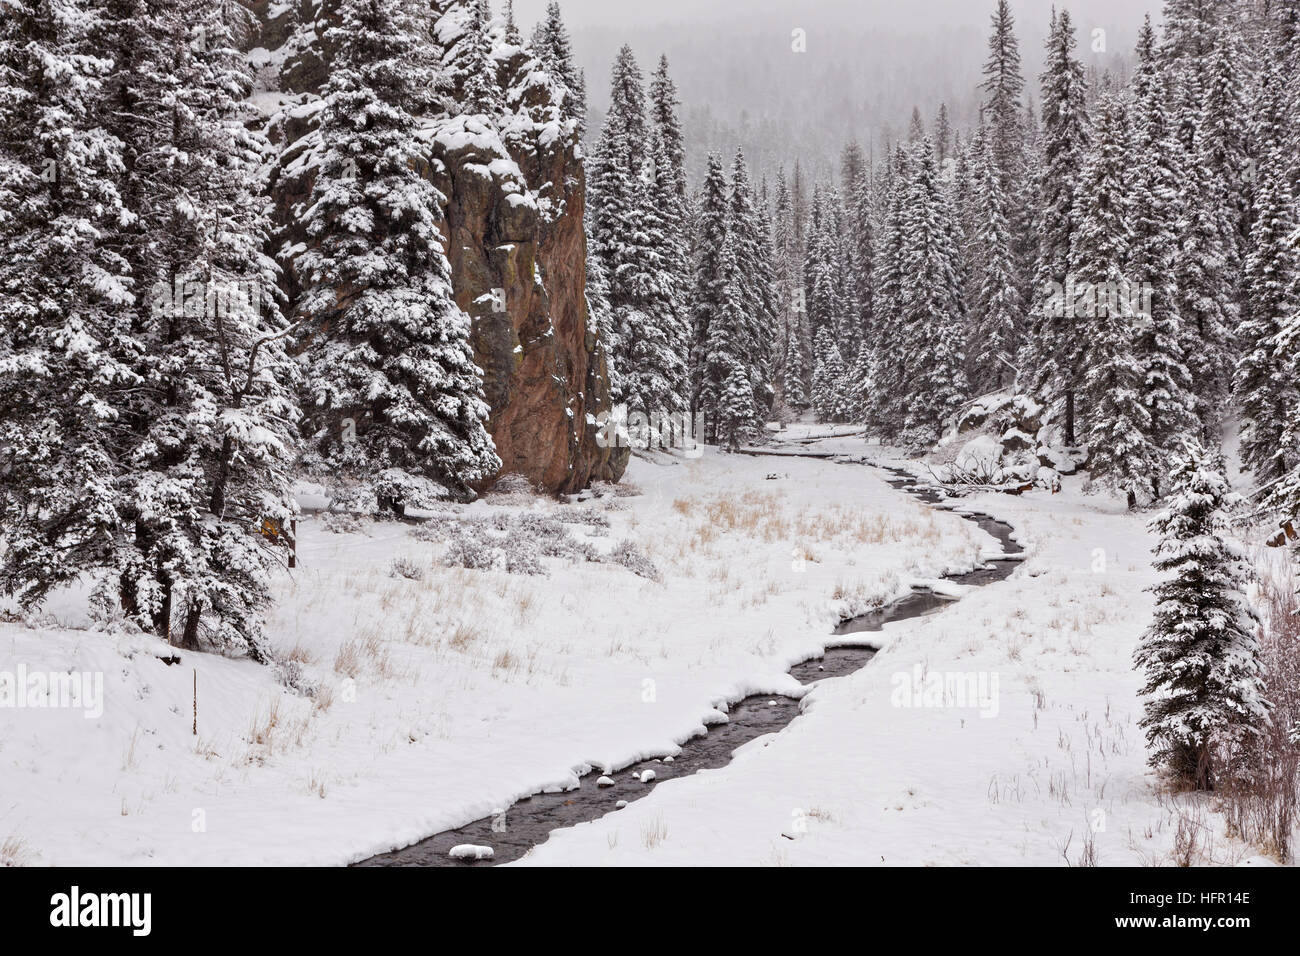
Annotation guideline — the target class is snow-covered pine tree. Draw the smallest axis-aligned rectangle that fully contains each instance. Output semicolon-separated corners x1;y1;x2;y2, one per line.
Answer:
703;230;758;441
845;150;875;354
811;326;846;423
649;55;687;202
934;106;951;167
970;130;1020;392
529;0;585;137
980;0;1034;296
1160;0;1226;63
803;185;836;347
1128;17;1197;496
584;217;619;401
1074;88;1153;509
896;137;968;448
1022;8;1089;444
1135;439;1266;789
1173;81;1239;431
615;126;689;419
690;153;730;423
717;361;753;453
728;148;778;421
770;168;806;411
588;47;687;420
435;0;503;117
71;0;305;653
1197;19;1252;278
1235;53;1300;483
0;0;134;609
297;0;499;515
865;144;908;440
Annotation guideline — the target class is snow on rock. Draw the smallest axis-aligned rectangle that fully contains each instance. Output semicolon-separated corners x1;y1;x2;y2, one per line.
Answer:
596;775;615;788
448;844;495;861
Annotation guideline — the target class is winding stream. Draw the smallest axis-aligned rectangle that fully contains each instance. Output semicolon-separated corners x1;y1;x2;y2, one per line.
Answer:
354;465;1023;867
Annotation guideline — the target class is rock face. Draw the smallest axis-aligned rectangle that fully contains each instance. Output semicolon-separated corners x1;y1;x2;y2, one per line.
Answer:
246;0;626;494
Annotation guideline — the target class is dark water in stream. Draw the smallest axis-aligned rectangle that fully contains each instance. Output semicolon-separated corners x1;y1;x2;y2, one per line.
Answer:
354;465;1022;867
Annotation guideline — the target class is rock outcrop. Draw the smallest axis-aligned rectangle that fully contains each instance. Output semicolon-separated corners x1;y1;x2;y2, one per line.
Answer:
245;0;626;494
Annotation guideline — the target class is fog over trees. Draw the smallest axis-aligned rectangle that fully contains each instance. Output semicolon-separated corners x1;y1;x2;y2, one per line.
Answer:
515;0;1149;185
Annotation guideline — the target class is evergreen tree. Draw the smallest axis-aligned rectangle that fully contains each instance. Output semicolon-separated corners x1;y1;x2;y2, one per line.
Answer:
530;0;585;136
897;138;968;447
980;0;1025;185
69;0;305;652
0;0;133;610
1073;89;1152;509
297;0;499;515
1128;17;1197;494
1135;440;1266;790
1022;8;1089;444
704;230;759;439
690;153;730;421
1235;54;1300;482
811;326;846;423
588;47;687;419
717;361;753;452
1174;82;1239;430
728;149;778;417
865;145;908;439
970;132;1020;391
435;0;503;116
980;0;1035;299
616;127;689;418
770;169;806;410
648;55;686;201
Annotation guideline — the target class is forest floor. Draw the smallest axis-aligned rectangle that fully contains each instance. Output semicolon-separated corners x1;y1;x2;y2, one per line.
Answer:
0;426;1276;866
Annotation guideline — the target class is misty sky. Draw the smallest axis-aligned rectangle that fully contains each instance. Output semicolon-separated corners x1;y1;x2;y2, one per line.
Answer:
511;0;1165;187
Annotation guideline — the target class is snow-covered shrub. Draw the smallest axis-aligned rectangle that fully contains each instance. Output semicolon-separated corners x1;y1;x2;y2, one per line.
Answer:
445;525;500;571
593;480;641;498
408;521;449;542
389;556;425;581
322;512;367;535
557;507;611;528
503;535;546;576
609;539;661;581
274;660;318;698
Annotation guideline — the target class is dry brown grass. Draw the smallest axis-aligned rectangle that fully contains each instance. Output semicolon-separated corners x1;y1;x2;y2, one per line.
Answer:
333;640;362;677
0;835;31;867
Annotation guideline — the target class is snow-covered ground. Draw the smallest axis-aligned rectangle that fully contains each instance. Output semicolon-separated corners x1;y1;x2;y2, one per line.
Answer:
524;448;1270;866
1;436;996;866
0;426;1275;866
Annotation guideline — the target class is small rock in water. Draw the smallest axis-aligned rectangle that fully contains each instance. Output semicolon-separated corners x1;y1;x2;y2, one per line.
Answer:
639;770;656;783
596;775;615;788
818;665;825;671
449;844;494;861
663;756;674;763
768;700;777;706
615;800;628;809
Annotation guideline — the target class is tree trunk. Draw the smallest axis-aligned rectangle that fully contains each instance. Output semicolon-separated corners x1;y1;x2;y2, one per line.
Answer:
1064;388;1076;446
180;604;201;651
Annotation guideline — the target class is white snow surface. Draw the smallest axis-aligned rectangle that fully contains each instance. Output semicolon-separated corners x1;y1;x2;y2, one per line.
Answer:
0;431;1266;866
